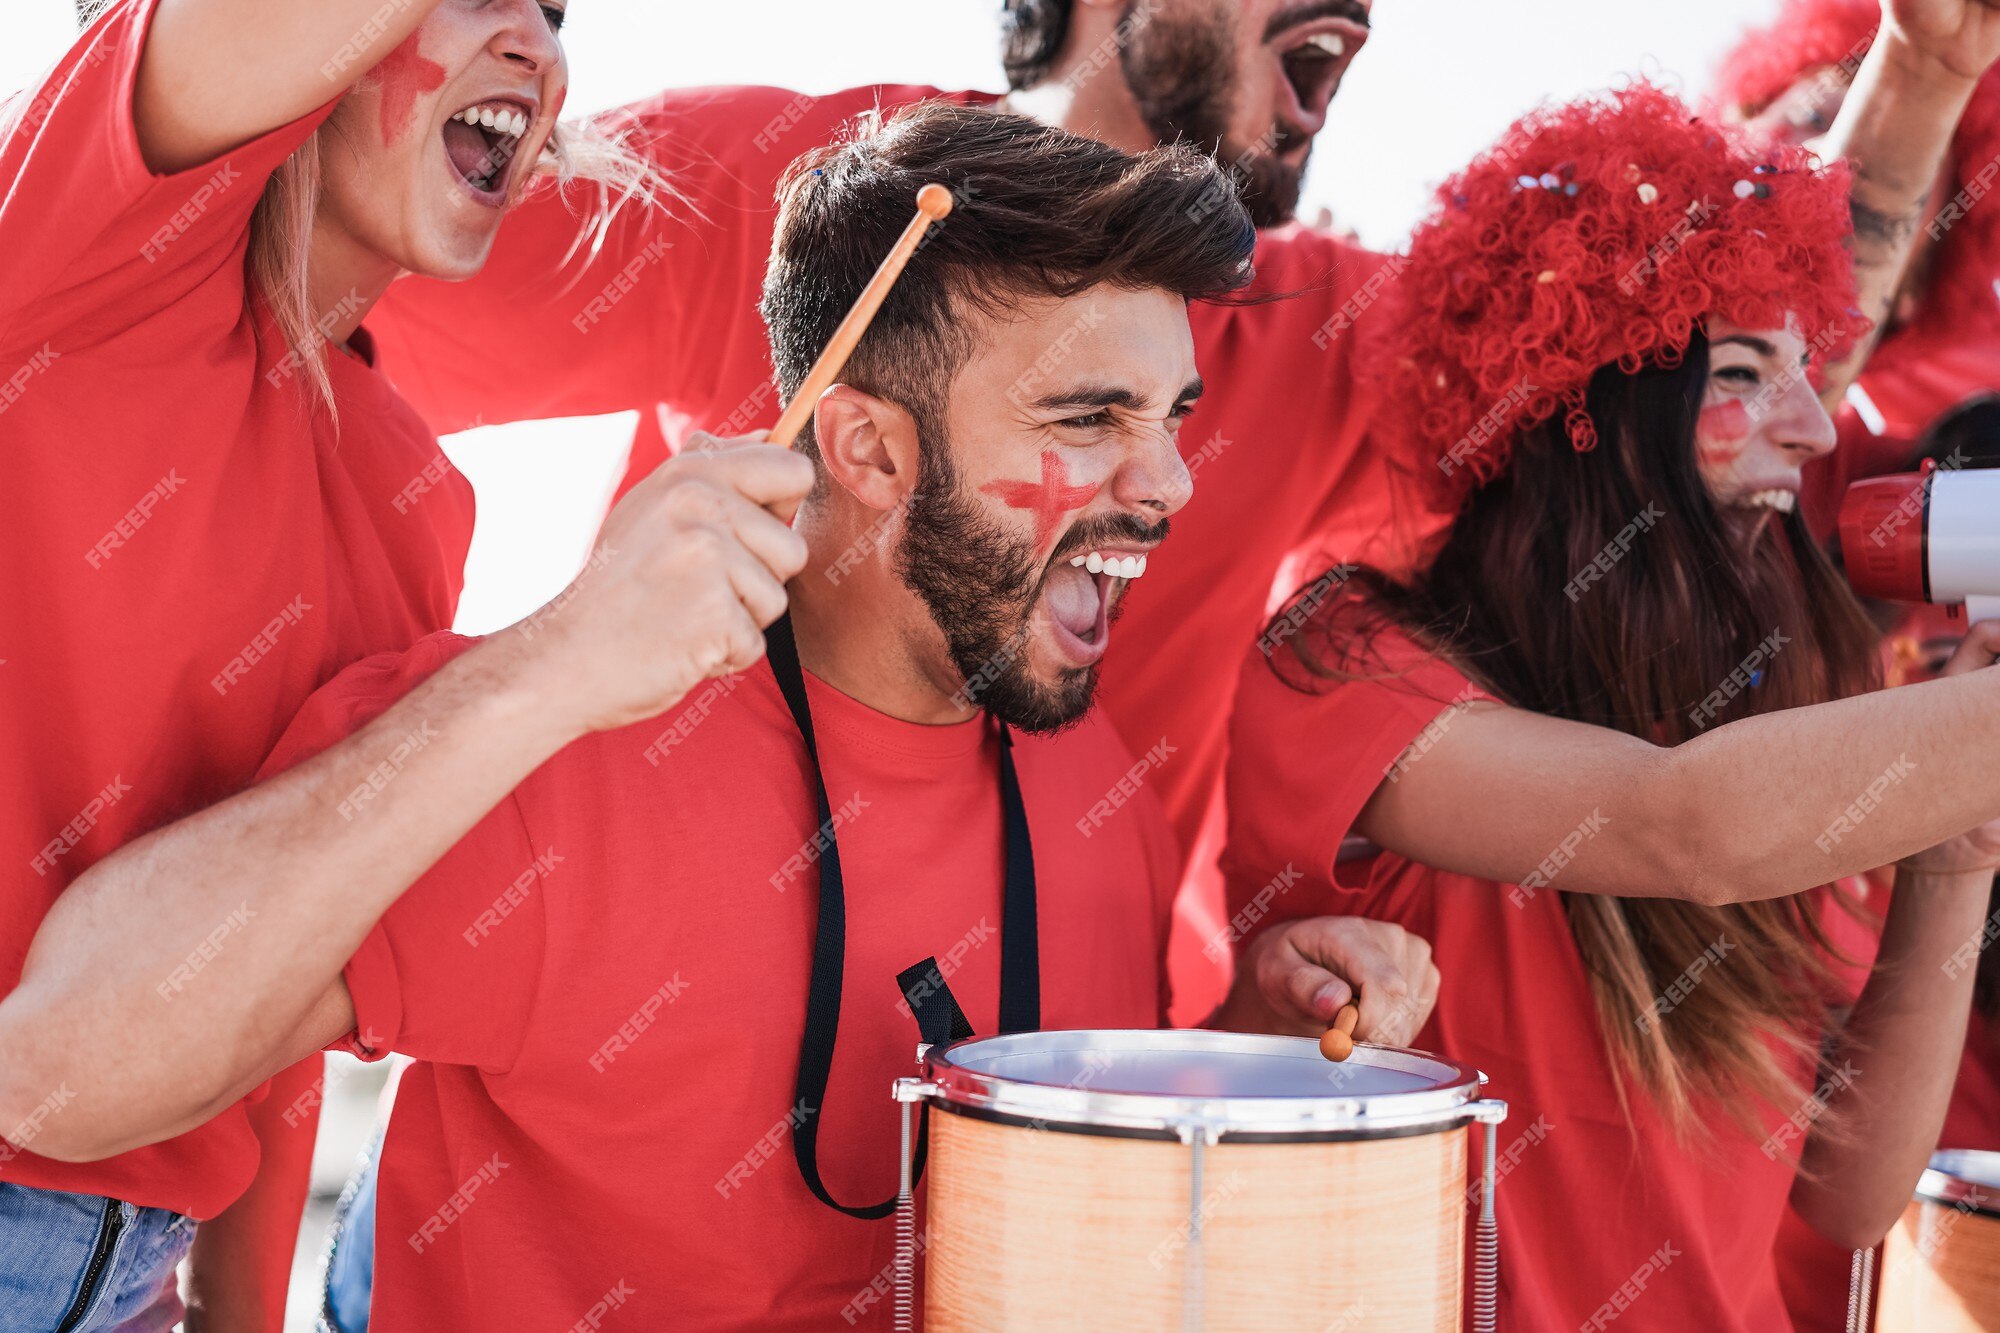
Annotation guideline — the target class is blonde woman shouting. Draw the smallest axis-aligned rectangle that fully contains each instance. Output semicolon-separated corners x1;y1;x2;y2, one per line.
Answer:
0;2;802;1327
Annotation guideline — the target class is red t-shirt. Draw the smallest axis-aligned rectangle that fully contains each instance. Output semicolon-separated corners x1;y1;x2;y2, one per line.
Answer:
366;83;1411;1020
1222;633;1820;1333
1944;1010;2000;1150
259;632;1178;1330
0;0;473;1219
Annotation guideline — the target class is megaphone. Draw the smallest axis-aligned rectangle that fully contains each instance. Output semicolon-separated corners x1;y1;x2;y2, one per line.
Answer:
1840;463;2000;622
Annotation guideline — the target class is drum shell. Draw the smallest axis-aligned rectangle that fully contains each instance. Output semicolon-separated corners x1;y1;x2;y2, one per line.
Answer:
924;1110;1467;1331
1875;1198;2000;1331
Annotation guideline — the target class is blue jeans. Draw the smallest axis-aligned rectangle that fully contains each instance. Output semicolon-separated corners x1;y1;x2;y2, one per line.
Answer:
319;1133;379;1333
0;1183;194;1332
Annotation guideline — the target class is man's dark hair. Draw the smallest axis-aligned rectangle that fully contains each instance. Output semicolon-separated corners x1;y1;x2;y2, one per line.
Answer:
760;99;1254;462
1001;0;1075;91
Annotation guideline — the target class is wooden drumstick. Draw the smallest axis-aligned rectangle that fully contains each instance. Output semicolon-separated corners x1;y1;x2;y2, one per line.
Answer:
1319;1002;1360;1063
768;183;956;450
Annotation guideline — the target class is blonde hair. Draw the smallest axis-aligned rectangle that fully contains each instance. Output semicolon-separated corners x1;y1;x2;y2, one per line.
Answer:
253;109;672;412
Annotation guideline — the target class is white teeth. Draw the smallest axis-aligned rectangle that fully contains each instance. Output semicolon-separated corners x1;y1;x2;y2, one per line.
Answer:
1744;489;1797;513
1303;32;1346;57
1070;550;1152;579
457;106;526;137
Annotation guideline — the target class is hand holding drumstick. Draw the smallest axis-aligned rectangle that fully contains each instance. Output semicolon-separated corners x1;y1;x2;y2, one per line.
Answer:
1204;916;1440;1048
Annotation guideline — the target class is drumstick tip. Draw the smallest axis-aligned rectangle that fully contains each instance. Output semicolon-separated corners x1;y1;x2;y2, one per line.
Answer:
917;183;955;220
1319;1003;1360;1063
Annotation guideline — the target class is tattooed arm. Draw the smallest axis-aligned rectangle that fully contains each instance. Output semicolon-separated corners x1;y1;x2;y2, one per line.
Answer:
1814;0;2000;407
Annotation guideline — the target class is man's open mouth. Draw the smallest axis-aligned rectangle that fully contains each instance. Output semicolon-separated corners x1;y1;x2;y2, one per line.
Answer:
443;98;534;202
1275;18;1367;146
1040;545;1154;661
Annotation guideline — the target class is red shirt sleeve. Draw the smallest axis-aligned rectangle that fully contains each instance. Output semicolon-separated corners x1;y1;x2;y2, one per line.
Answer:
0;0;338;347
1222;627;1489;917
256;632;548;1073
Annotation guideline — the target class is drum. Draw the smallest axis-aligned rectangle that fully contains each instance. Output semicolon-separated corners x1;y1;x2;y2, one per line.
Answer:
888;1029;1507;1332
1874;1149;2000;1331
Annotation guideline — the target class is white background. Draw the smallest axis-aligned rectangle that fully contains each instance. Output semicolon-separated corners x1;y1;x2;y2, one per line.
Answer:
8;0;1773;634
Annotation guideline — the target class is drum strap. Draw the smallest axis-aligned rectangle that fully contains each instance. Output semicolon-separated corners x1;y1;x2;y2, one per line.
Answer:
766;614;1041;1219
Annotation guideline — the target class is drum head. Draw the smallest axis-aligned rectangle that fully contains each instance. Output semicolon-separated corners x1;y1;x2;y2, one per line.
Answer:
922;1029;1487;1142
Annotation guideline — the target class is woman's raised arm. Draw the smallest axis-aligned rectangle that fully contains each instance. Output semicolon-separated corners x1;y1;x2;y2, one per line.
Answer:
132;0;455;171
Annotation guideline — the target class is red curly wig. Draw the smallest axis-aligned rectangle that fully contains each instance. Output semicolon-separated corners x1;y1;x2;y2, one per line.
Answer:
1370;82;1863;508
1713;0;1878;121
1713;0;2000;345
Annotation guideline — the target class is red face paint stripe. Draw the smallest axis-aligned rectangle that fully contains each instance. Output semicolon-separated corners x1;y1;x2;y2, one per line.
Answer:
1697;399;1751;463
981;451;1099;550
375;33;448;147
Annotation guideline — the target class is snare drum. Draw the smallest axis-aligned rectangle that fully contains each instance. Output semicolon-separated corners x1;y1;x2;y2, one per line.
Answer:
889;1029;1507;1332
1874;1149;2000;1331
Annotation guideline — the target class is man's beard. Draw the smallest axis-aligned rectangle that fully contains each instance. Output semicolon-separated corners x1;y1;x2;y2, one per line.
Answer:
895;444;1162;735
1118;1;1306;228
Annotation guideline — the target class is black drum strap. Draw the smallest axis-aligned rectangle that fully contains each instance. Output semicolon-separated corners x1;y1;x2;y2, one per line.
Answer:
765;615;1040;1219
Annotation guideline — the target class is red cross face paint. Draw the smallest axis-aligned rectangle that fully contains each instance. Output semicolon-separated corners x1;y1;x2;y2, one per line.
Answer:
1696;399;1752;466
981;450;1100;551
374;32;448;147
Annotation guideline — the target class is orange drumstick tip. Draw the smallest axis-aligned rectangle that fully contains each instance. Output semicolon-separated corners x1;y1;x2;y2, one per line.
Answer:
916;183;955;220
1319;1003;1360;1063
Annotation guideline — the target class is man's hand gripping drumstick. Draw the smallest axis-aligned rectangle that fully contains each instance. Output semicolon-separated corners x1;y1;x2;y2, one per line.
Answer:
1205;916;1441;1051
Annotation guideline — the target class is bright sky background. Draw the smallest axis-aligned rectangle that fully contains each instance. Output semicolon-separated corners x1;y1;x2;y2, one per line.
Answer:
7;0;1782;632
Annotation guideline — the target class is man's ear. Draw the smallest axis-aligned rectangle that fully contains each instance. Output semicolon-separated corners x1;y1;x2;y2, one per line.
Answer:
812;384;921;513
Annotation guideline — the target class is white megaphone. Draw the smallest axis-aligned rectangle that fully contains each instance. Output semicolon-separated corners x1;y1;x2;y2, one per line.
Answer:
1841;464;2000;622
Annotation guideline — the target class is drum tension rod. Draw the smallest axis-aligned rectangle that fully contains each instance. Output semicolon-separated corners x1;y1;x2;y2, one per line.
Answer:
891;1078;936;1333
1468;1098;1510;1333
1174;1120;1226;1333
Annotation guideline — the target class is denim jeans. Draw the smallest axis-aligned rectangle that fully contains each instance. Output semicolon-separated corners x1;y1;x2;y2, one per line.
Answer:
0;1183;194;1332
319;1132;379;1333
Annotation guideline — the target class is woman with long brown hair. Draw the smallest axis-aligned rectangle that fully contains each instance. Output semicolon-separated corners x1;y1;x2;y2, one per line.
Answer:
1223;81;2000;1331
